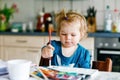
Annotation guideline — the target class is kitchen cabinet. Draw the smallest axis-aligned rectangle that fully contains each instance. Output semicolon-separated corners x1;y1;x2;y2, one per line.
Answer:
0;46;4;60
0;35;4;60
3;36;45;48
4;47;40;64
0;35;2;46
2;35;45;65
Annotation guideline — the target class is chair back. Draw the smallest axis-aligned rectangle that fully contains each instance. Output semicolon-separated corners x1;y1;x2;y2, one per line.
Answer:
39;57;49;66
92;58;112;72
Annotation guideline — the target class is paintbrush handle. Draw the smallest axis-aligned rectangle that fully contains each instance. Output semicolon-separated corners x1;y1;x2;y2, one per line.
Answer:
49;59;51;66
48;28;52;66
49;27;51;44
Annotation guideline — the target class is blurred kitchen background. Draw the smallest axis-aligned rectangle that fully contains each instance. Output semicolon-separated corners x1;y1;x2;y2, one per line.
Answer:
1;0;120;72
1;0;120;32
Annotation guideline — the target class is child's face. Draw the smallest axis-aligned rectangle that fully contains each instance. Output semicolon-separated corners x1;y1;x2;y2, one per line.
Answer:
59;21;81;48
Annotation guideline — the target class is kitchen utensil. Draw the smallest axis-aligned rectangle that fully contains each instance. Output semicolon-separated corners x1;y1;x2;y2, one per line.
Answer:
87;6;97;17
86;6;97;32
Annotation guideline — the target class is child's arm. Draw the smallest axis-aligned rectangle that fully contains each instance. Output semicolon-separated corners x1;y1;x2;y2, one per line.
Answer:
75;49;91;68
80;50;91;68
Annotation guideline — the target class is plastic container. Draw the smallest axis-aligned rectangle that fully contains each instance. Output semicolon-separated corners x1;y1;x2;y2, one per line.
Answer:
104;5;112;32
112;9;120;32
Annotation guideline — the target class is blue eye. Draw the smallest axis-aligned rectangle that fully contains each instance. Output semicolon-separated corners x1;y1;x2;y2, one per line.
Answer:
72;34;76;36
61;34;66;35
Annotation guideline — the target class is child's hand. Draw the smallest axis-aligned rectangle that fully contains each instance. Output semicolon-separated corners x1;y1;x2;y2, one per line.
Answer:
41;44;54;58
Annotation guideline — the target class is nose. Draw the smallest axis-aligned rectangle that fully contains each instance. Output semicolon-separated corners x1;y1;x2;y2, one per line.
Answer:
66;34;71;40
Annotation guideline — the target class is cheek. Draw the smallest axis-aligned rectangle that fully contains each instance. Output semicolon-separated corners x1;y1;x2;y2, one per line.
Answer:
60;36;65;41
74;36;81;42
74;38;79;43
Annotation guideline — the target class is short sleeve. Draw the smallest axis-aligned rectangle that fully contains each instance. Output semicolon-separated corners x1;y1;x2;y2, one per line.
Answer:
78;50;91;68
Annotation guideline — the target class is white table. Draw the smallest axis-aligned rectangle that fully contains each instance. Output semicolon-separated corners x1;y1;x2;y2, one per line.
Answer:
1;71;120;80
90;71;120;80
0;65;120;80
0;75;36;80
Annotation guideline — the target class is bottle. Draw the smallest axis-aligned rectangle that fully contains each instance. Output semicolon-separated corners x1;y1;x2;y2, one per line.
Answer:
117;13;120;32
28;21;34;32
44;14;54;32
36;8;45;32
104;5;112;32
112;9;120;32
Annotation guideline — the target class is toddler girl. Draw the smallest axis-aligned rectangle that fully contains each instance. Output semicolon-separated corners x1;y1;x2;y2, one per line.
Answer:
41;10;91;68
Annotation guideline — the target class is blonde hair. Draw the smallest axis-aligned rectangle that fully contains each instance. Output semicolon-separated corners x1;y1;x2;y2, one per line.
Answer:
55;10;88;40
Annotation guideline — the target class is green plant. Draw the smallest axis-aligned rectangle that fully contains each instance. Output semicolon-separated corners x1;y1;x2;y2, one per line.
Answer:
0;3;18;23
0;3;18;31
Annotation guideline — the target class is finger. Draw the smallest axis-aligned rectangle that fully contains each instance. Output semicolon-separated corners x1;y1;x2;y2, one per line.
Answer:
49;49;53;57
47;44;54;50
42;53;50;58
42;50;53;58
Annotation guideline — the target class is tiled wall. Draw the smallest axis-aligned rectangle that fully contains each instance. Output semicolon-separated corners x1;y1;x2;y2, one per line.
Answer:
1;0;120;30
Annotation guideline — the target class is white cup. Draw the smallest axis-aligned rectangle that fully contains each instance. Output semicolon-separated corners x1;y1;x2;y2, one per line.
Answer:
7;59;32;80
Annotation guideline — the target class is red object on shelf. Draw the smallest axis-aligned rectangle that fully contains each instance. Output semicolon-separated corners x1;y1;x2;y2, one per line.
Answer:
36;16;43;31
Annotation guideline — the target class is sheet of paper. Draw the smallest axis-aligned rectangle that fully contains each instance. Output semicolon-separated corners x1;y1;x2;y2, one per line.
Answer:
48;66;99;78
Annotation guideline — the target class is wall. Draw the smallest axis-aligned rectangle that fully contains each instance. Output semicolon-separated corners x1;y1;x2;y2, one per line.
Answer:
1;0;120;31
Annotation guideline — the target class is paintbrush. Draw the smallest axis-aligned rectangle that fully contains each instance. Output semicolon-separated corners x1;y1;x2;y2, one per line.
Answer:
49;26;51;44
48;27;52;66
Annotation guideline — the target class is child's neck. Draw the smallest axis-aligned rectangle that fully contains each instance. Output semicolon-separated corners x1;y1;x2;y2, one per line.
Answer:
62;45;77;57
